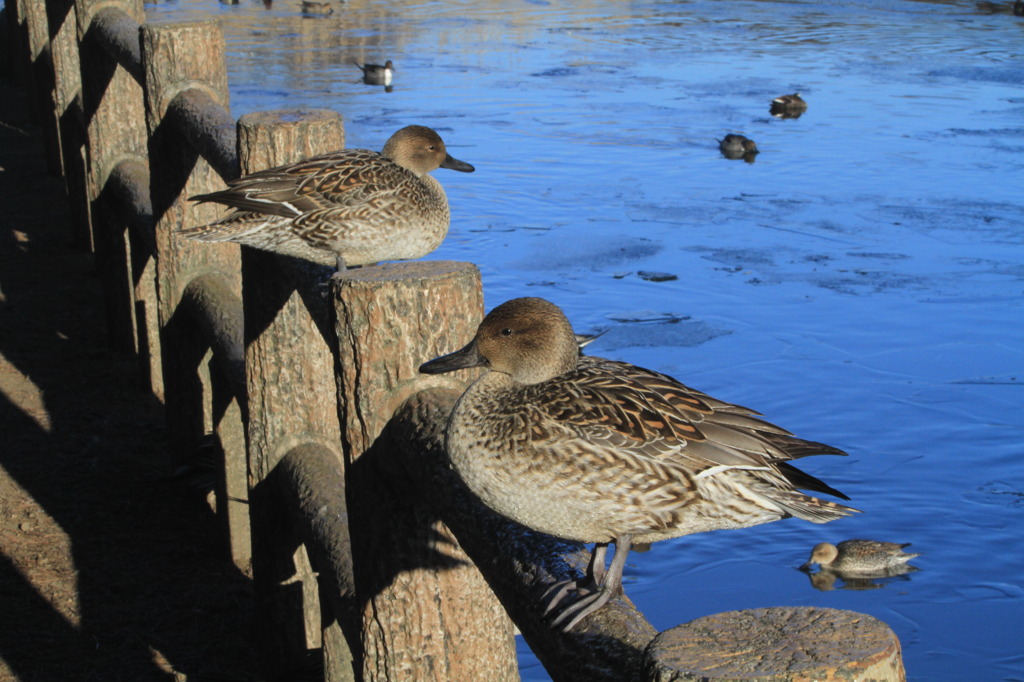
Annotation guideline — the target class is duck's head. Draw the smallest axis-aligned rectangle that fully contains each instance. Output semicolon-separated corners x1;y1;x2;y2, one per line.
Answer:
419;297;579;384
799;542;839;571
382;125;475;176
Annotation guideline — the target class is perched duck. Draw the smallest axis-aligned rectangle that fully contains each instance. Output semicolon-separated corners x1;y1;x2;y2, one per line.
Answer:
718;134;759;162
800;540;920;574
770;93;807;118
352;59;395;87
420;297;858;631
184;125;474;271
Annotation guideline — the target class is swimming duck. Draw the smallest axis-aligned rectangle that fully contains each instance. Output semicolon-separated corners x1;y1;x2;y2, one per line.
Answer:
770;93;807;118
352;59;394;87
718;134;759;162
800;540;920;574
300;0;332;16
184;125;474;271
420;297;858;631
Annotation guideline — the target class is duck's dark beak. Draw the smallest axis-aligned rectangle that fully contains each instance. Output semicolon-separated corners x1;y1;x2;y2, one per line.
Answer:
441;154;475;173
798;560;814;572
419;340;486;374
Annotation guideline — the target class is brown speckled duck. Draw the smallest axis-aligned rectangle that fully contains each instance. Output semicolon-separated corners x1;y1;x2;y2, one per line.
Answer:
801;540;920;574
183;125;474;271
420;297;858;631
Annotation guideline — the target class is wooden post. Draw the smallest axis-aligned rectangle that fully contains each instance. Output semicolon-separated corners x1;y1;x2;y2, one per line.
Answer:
44;0;92;248
642;607;906;682
237;109;353;682
74;0;147;355
333;262;519;682
12;0;62;173
140;20;239;465
141;21;251;573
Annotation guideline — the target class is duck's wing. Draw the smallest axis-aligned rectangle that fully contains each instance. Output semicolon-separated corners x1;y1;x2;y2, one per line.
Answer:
190;149;404;217
528;357;848;485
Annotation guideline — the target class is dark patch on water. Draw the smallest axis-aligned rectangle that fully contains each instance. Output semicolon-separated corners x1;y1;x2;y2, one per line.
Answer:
517;238;662;270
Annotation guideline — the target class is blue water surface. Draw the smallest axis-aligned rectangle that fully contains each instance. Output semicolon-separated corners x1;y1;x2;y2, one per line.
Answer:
144;0;1024;678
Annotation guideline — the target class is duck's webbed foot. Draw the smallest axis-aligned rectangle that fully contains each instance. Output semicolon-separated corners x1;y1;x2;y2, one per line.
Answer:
543;537;631;632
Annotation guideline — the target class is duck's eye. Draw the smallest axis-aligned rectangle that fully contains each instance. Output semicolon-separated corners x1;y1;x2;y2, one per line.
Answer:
500;328;513;337
427;145;436;151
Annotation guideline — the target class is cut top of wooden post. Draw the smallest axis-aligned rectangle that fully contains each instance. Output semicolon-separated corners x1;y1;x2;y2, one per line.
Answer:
333;260;483;459
237;109;344;174
643;606;905;682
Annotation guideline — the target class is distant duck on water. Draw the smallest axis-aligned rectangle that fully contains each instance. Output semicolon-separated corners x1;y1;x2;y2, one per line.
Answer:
300;0;332;16
719;133;759;162
770;92;807;118
800;539;920;574
352;59;394;87
420;297;859;631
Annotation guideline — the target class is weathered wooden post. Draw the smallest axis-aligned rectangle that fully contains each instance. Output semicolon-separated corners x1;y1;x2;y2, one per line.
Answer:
236;109;355;682
333;262;519;682
141;20;251;571
44;0;92;248
74;0;150;362
10;0;62;173
140;19;239;464
643;607;906;681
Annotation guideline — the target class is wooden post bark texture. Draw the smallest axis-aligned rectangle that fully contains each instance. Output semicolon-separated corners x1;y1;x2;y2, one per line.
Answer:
10;0;62;173
44;0;92;248
141;20;239;465
75;0;147;356
238;110;353;682
333;262;518;682
642;607;906;682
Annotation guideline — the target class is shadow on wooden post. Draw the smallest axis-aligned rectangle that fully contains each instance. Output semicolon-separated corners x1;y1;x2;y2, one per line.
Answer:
237;109;356;682
7;0;63;173
141;19;240;467
382;389;659;682
75;0;147;355
332;261;520;682
45;0;92;248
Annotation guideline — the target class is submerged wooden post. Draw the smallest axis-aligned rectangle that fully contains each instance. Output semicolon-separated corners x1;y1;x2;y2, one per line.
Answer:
643;607;906;682
238;110;354;682
333;262;518;682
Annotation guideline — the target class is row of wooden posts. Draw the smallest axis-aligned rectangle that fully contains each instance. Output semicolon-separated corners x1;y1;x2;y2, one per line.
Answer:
3;0;907;679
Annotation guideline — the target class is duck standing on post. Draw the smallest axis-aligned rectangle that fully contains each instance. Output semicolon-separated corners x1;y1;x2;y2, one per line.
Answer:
183;125;474;273
420;297;859;631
